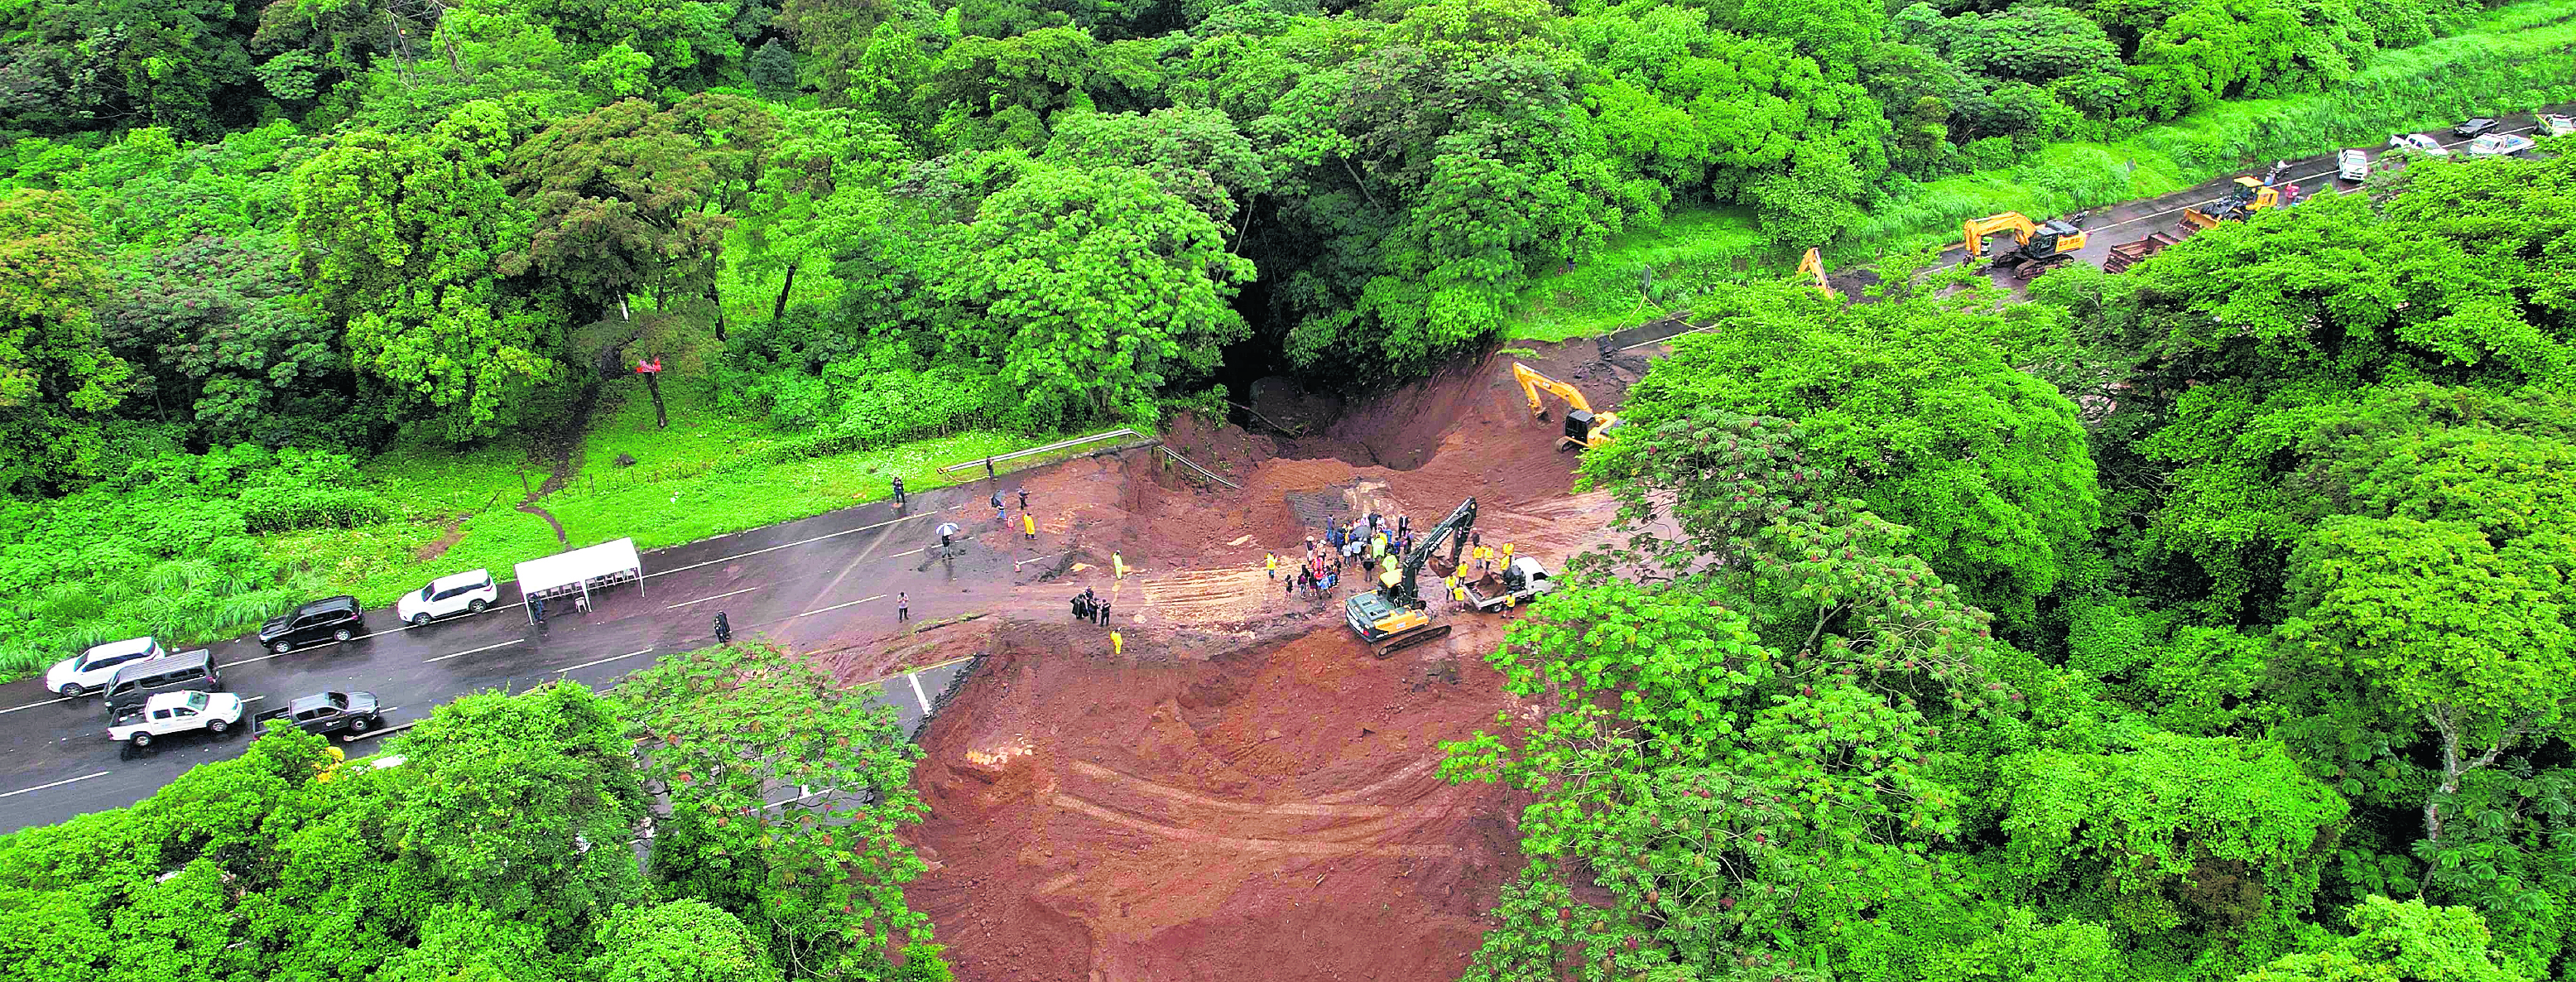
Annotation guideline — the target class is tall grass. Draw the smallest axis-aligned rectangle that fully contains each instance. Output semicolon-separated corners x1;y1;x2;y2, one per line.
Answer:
1506;207;1765;341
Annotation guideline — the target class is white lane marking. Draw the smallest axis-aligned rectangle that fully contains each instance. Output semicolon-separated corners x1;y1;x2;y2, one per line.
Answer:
0;696;75;716
644;512;934;582
424;639;523;663
796;594;885;618
556;647;654;675
666;586;758;610
906;672;933;714
0;770;110;799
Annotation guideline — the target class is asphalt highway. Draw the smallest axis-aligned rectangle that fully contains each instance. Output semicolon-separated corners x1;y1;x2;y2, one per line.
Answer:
0;480;1043;834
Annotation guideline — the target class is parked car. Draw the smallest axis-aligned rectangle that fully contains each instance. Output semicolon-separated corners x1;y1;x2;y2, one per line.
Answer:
2545;114;2576;137
396;569;497;626
2453;118;2498;138
258;595;365;653
2467;133;2538;157
2338;148;2369;181
2388;133;2450;156
108;691;243;748
257;691;382;737
103;648;221;718
45;637;164;697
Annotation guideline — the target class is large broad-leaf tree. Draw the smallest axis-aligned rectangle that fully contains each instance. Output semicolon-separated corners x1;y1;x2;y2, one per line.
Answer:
0;190;130;494
290;101;558;442
928;163;1252;426
613;642;947;980
1614;267;2101;624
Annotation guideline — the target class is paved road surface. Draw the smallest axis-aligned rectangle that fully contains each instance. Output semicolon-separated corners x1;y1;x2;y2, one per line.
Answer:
0;475;1055;834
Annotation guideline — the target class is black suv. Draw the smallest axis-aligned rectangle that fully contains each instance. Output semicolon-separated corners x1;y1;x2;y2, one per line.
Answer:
2455;118;2498;138
258;596;365;653
257;691;383;736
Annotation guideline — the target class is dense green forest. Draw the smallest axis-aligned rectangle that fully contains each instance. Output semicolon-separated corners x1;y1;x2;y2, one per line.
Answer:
0;643;953;982
1;0;2574;973
0;0;2559;670
1440;151;2576;980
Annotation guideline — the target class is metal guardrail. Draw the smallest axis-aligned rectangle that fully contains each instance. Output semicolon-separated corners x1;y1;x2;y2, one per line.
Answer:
1159;445;1240;489
937;428;1143;474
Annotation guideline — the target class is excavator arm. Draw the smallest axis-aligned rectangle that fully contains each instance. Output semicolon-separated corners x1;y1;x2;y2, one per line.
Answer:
1378;497;1477;608
1511;361;1622;451
1512;362;1593;420
1961;212;2038;258
1799;248;1834;298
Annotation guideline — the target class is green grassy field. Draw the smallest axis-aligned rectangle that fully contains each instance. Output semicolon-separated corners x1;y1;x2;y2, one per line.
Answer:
1504;207;1763;342
1510;0;2576;339
266;377;1091;610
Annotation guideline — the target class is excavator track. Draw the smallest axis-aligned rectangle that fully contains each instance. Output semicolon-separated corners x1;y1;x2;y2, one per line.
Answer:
1372;623;1451;658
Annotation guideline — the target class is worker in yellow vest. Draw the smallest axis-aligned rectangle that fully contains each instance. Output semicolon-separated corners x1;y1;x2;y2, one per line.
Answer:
1266;552;1277;579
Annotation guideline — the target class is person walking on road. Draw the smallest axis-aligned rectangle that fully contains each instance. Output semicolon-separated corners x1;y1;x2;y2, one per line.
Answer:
1285;575;1295;601
1017;487;1028;510
985;457;997;482
1098;600;1112;625
892;475;906;507
1266;552;1278;580
991;490;1005;522
1022;512;1037;542
1111;630;1123;657
896;592;909;623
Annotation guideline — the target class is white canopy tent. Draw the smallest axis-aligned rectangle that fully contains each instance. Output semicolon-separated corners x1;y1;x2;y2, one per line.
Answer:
513;537;643;623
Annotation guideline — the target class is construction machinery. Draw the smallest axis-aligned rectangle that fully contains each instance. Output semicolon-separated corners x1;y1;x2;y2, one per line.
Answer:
2103;231;2184;273
1345;498;1474;657
2180;169;2285;231
1798;247;1833;298
1512;362;1623;451
1961;212;2088;280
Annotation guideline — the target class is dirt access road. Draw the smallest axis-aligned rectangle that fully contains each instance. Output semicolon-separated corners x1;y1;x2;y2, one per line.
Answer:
894;341;1641;981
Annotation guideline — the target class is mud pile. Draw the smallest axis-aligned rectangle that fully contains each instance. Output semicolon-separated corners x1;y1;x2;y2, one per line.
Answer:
877;339;1642;979
905;622;1522;982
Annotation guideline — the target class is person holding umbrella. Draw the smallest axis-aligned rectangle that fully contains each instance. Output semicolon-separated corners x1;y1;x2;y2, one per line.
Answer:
937;522;960;549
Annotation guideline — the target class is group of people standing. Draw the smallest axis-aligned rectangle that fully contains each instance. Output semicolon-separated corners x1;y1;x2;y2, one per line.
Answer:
1071;587;1112;624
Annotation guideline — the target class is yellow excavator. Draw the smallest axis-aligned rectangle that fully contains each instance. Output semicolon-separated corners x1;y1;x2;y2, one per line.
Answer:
1512;362;1622;451
2180;173;2283;232
1346;498;1475;657
1799;248;1834;298
1963;212;2088;281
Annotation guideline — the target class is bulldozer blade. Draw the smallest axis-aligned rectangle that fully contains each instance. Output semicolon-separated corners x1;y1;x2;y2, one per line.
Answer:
1373;623;1453;658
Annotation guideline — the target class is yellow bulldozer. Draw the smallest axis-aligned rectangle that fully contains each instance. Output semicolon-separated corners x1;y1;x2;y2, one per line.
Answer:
1512;362;1622;451
2180;174;2283;232
1963;212;2088;281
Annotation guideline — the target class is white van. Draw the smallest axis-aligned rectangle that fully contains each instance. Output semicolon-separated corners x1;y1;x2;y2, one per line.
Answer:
2338;149;2369;182
46;637;166;697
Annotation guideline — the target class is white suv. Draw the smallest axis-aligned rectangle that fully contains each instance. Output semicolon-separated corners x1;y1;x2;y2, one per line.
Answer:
46;637;165;697
397;569;498;626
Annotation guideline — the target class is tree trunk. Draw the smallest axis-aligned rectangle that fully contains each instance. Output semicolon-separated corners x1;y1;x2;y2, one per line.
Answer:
644;369;668;430
708;282;728;342
772;261;800;321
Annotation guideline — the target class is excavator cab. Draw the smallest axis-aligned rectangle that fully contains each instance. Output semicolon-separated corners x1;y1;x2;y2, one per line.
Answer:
1512;362;1622;451
1963;212;2086;279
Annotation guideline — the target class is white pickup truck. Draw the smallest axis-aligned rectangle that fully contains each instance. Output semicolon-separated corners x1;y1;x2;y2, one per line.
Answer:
108;691;245;748
1463;558;1557;612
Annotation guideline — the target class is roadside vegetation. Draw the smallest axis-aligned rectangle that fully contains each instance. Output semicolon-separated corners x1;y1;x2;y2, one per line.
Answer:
1444;148;2576;981
0;643;950;982
1508;0;2576;339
